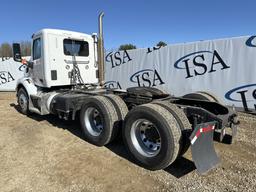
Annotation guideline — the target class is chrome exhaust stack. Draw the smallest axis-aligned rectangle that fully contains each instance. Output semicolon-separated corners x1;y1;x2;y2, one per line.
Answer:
98;12;105;86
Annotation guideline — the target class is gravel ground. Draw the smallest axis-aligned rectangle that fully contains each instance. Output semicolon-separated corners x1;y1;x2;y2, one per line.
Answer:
0;92;255;192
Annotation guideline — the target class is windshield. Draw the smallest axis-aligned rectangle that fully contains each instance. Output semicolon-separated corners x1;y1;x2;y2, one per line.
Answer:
63;39;89;57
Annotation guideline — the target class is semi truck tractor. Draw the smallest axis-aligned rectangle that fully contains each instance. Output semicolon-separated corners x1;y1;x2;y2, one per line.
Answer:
12;12;239;174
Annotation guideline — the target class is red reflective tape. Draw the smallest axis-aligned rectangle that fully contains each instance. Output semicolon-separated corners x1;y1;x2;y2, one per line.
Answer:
191;129;201;145
202;125;214;133
191;135;197;145
195;129;201;138
191;125;215;145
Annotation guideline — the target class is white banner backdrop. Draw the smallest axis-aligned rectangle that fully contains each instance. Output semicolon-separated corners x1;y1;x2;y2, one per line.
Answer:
0;36;255;113
105;35;256;113
0;58;27;91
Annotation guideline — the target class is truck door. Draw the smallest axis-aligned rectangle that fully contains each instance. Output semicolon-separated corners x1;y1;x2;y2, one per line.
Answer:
32;37;45;86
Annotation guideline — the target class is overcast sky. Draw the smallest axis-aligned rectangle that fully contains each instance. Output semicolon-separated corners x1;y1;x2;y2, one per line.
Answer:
1;0;256;49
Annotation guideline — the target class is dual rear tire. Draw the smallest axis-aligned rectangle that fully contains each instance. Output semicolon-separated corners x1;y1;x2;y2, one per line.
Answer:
122;103;183;170
80;95;127;146
80;95;190;171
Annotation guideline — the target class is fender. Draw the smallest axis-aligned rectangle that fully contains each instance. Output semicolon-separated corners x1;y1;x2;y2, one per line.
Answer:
16;77;38;96
16;77;39;113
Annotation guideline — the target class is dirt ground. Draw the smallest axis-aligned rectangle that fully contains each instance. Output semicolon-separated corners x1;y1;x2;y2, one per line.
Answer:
0;92;255;192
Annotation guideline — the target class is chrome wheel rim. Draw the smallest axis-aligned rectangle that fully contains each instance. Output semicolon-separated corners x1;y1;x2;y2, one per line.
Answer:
130;119;161;157
84;107;103;136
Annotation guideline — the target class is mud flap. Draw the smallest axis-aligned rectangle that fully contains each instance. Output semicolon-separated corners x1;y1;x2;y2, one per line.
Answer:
219;114;239;143
229;108;239;143
190;121;220;174
218;124;238;143
231;123;238;138
231;114;239;142
230;122;238;144
220;127;226;142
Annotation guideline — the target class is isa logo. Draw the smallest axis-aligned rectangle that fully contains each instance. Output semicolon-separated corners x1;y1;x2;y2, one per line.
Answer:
0;71;15;85
105;50;132;69
174;50;230;79
225;84;256;111
130;69;165;87
103;81;122;89
18;64;27;71
245;36;256;47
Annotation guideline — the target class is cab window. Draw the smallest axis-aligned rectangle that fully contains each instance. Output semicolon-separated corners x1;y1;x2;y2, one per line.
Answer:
33;38;41;60
63;39;89;57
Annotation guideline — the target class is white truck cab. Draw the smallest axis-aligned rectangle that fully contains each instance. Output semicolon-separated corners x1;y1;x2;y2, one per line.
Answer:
30;29;98;88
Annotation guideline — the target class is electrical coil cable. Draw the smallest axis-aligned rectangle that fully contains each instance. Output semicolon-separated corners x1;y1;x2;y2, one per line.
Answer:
69;41;98;90
71;54;85;89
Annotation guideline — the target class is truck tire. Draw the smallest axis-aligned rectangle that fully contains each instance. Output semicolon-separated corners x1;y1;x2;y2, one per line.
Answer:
104;94;129;139
17;88;29;115
183;91;221;103
104;94;128;122
152;101;191;156
123;103;181;170
80;96;118;146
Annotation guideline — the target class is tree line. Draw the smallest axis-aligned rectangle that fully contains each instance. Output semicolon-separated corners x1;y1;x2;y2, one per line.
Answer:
0;41;31;61
0;40;166;60
118;41;167;51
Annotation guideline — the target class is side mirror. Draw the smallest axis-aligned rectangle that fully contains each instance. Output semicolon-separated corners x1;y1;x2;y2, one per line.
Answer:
12;43;22;62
